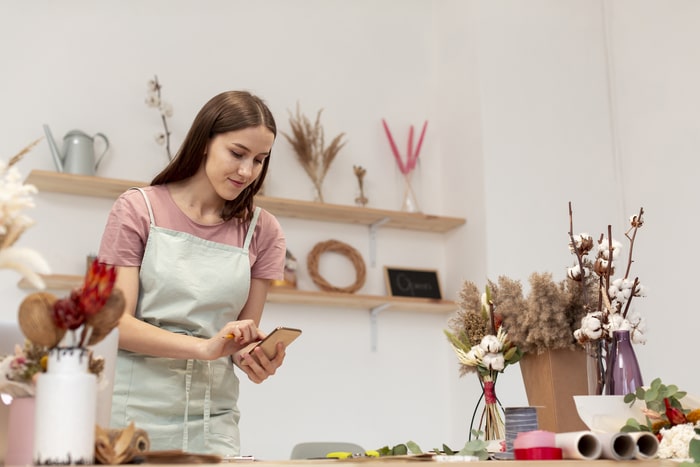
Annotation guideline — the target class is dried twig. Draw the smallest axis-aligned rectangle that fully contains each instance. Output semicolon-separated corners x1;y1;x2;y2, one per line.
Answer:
353;165;368;206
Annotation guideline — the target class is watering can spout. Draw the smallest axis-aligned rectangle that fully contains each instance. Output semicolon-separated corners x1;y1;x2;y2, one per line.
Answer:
43;124;64;172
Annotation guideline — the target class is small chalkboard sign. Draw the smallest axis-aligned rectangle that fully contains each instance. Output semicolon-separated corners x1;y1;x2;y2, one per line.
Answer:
384;267;442;299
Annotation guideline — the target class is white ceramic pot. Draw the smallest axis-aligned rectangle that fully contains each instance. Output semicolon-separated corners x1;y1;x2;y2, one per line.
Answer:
33;347;97;465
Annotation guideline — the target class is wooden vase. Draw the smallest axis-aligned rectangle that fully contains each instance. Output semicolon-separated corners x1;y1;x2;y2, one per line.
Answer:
519;348;589;433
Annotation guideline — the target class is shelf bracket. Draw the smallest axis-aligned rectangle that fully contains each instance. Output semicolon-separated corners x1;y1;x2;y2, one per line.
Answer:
369;303;390;351
368;217;390;267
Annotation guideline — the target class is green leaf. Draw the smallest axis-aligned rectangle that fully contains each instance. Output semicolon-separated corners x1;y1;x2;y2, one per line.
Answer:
376;446;391;456
635;386;646;399
442;444;454;455
392;444;408;456
622;418;642;430
690;439;700;463
458;439;489;461
406;441;422;454
624;393;636;404
444;330;471;352
506;348;523;366
645;386;659;402
650;377;662;390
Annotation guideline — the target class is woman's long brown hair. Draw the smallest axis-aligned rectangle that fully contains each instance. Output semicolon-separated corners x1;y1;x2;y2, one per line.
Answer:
151;90;276;221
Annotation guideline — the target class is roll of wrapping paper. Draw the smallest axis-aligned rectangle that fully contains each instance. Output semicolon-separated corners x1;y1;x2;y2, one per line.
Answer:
554;431;602;460
597;431;636;460
627;431;660;459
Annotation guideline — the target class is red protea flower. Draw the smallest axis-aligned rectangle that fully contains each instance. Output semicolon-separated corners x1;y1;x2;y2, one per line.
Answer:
79;259;117;316
53;296;85;330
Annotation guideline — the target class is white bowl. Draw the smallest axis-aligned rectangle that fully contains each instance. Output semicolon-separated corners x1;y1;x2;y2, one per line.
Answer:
573;395;646;433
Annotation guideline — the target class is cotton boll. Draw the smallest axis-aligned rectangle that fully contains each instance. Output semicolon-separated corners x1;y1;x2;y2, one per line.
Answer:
470;345;485;360
567;264;590;280
607;313;627;332
480;335;501;353
634;283;647;297
145;94;160;107
580;313;603;339
482;352;505;371
631;328;647;344
570;233;594;254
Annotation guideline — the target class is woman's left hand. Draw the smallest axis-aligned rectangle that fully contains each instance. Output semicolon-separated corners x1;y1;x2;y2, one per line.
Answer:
234;342;286;383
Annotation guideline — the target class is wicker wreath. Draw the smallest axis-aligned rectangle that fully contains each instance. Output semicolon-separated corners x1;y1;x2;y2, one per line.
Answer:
307;239;366;293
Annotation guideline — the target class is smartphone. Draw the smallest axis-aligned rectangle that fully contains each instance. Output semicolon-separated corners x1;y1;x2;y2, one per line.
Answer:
243;326;302;359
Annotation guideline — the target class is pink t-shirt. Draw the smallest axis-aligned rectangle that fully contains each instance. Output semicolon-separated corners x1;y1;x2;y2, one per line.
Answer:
98;186;285;280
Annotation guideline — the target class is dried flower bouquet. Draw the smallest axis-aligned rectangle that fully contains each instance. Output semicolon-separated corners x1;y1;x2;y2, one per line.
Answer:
282;104;346;202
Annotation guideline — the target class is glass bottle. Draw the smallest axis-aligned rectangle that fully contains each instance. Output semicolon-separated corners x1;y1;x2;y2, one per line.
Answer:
605;330;643;395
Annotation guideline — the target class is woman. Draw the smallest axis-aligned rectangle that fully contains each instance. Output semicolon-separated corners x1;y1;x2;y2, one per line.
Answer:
98;90;287;455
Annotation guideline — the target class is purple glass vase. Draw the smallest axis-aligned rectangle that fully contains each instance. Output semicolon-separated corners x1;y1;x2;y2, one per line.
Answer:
605;330;643;395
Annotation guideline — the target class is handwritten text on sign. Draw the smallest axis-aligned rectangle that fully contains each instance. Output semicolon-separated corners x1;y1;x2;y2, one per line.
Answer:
384;267;442;299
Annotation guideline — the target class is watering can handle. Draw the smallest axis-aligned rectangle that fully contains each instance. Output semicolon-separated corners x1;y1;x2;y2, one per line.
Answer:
93;133;110;171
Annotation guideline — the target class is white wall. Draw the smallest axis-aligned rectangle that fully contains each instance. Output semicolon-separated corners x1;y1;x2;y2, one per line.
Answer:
1;0;699;460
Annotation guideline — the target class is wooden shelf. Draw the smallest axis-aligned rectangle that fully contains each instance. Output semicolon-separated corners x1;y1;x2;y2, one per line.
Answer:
25;170;466;233
19;275;457;314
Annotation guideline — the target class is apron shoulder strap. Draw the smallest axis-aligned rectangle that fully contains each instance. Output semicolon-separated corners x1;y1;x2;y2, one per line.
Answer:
243;207;261;250
132;187;156;226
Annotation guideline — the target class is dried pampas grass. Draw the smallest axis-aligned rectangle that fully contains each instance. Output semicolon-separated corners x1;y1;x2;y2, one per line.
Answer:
282;104;346;202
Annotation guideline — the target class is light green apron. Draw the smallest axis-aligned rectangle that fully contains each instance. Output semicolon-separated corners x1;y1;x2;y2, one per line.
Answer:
110;188;261;455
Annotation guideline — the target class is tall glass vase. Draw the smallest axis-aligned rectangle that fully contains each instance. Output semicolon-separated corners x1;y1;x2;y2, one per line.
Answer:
585;340;606;395
469;374;505;441
400;172;421;213
605;330;643;395
33;347;97;465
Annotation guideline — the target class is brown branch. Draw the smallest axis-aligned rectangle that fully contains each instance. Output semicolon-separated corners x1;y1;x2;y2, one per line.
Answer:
567;202;589;307
624;207;644;278
622;277;639;319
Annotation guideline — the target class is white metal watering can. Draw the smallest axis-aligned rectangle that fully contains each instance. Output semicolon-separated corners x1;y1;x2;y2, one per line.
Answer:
43;124;110;176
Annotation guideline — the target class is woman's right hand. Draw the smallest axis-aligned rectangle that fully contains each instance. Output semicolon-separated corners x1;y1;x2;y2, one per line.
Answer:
201;319;263;360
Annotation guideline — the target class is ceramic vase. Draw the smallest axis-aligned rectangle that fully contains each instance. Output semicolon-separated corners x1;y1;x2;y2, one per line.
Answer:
605;330;643;395
5;396;36;465
33;347;97;465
